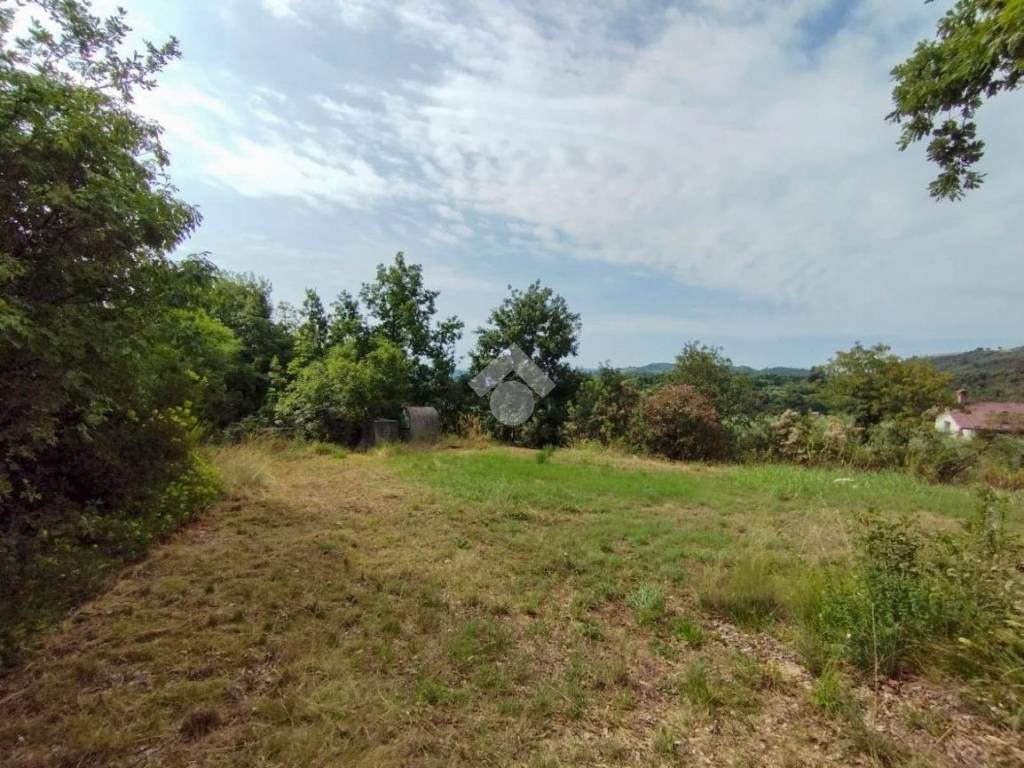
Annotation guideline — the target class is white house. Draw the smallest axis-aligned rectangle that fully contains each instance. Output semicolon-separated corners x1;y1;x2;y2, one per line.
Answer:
935;389;1024;439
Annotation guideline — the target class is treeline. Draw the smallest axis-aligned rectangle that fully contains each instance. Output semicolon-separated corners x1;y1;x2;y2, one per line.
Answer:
567;343;1024;489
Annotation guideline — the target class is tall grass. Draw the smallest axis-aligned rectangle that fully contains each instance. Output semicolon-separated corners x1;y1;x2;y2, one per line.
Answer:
204;443;273;497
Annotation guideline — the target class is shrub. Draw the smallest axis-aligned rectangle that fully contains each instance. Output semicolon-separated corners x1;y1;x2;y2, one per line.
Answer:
566;366;639;445
767;410;862;466
722;415;774;461
273;339;410;444
802;493;1024;689
630;384;724;461
905;430;975;483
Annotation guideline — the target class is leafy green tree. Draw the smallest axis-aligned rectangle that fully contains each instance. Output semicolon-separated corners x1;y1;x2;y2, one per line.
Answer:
159;256;292;424
472;281;582;446
146;307;243;426
818;343;953;429
671;341;755;418
328;289;368;352
290;289;330;368
273;339;410;444
360;252;463;404
0;1;201;516
889;0;1024;200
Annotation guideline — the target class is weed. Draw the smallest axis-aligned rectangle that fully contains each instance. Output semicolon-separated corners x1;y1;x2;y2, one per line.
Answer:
626;584;666;625
653;725;677;757
449;619;512;668
801;493;1024;709
670;616;706;647
699;555;788;629
417;678;460;706
206;443;272;497
810;665;856;719
536;445;556;464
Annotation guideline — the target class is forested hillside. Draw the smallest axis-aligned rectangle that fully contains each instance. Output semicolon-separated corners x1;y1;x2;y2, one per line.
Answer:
923;347;1024;401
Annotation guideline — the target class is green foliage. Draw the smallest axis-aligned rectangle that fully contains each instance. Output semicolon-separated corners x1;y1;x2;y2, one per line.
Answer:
905;429;977;483
274;339;411;444
699;556;788;629
670;617;706;647
535;445;556;464
818;343;952;430
0;1;207;521
764;410;864;466
360;251;462;406
672;341;755;418
926;345;1024;402
472;281;582;447
625;584;666;625
889;0;1024;200
566;365;639;445
631;384;725;461
803;494;1024;691
810;664;857;718
290;289;330;367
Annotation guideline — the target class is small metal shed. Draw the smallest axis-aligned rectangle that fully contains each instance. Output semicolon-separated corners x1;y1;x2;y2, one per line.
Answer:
364;418;400;447
401;406;440;443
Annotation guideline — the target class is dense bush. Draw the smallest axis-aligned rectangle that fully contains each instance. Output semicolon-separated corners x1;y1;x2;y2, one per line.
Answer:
566;366;639;445
0;4;209;530
273;340;411;444
817;343;953;429
631;384;725;460
904;429;976;483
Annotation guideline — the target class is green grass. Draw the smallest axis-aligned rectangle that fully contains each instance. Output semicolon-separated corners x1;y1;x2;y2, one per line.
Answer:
1;443;1019;767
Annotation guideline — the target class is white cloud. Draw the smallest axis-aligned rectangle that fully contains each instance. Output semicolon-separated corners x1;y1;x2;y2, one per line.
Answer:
139;0;1023;348
261;0;300;19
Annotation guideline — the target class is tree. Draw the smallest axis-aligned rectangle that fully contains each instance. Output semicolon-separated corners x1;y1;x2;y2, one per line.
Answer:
818;343;953;429
566;365;639;445
360;252;463;404
472;281;582;446
631;384;724;461
290;289;330;368
159;256;292;425
889;0;1024;200
671;341;755;418
328;289;368;352
0;1;201;517
273;339;410;444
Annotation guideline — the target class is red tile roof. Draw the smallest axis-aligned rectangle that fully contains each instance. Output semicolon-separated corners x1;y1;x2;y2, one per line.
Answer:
949;402;1024;433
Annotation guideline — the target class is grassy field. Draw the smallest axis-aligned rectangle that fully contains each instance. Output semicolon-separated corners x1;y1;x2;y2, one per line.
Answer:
1;442;1021;767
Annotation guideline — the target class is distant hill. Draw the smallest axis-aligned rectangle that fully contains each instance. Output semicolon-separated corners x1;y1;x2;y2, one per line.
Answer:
620;362;674;375
921;346;1024;402
732;365;811;378
619;363;811;377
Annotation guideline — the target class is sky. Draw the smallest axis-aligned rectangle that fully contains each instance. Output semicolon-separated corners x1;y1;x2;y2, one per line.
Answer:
72;1;1024;368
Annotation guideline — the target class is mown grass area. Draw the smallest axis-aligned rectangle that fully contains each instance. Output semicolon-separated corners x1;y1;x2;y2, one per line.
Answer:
1;443;1021;767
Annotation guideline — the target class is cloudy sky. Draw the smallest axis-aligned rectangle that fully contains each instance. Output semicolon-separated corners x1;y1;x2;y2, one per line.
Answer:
88;1;1024;367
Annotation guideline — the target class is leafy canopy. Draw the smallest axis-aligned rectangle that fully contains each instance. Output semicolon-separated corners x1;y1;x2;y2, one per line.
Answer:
889;0;1024;200
671;341;755;419
818;343;953;428
1;0;198;512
